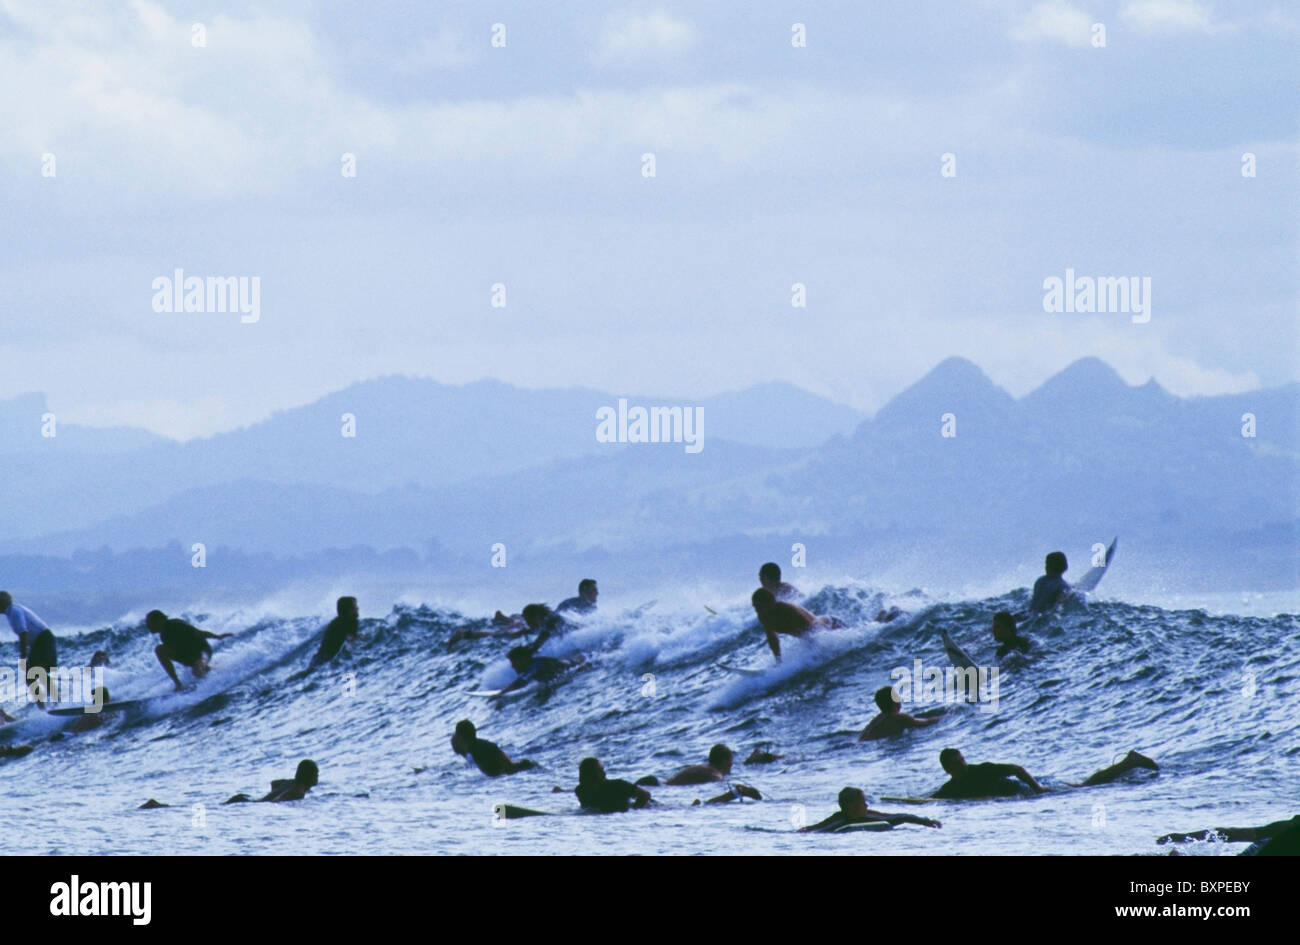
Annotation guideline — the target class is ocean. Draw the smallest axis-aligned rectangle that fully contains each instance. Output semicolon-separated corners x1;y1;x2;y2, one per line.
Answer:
3;583;1296;855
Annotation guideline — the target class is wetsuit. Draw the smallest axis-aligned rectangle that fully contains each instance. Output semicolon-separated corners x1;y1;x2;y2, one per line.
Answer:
527;612;570;653
555;596;595;615
1029;574;1070;613
312;614;358;665
159;618;212;666
995;635;1032;660
464;737;533;777
576;778;643;813
933;763;1031;799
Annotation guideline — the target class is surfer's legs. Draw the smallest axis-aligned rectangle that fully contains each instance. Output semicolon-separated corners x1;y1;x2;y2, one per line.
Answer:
1080;750;1158;786
191;654;211;679
154;644;185;691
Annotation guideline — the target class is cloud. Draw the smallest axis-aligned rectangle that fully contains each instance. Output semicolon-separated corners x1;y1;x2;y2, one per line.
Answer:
1119;0;1215;33
391;26;477;74
592;11;698;66
1010;1;1096;47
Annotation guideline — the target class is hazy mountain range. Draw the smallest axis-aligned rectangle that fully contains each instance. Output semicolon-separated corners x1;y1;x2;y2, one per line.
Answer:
2;358;1296;619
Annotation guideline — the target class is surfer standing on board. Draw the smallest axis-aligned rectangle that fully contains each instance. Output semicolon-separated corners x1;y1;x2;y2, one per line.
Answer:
1;591;59;708
750;588;843;662
146;610;233;691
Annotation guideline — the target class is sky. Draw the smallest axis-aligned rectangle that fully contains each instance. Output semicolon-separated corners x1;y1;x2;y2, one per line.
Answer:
1;0;1296;439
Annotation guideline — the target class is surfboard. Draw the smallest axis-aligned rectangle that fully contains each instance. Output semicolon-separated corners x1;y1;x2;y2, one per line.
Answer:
466;682;540;701
830;821;895;832
1072;536;1118;594
718;662;767;677
48;699;146;717
940;628;977;667
880;796;938;805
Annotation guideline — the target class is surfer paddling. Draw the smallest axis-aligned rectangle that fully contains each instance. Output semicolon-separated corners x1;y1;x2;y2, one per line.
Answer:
225;759;319;803
750;589;843;661
556;579;599;615
800;787;941;832
576;757;651;813
932;747;1158;799
992;611;1031;659
145;610;233;691
451;719;536;776
859;686;943;741
758;563;800;602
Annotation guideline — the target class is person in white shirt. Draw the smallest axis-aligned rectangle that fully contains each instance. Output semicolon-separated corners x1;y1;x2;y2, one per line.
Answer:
0;591;58;707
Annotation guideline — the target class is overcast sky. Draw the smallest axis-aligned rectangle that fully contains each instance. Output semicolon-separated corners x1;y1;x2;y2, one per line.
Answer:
2;0;1296;439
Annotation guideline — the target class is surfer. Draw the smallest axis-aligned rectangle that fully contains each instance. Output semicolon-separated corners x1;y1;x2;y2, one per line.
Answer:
145;610;233;691
90;650;111;668
308;596;360;668
1157;815;1300;856
225;760;319;803
521;603;572;653
501;646;583;695
556;579;599;615
750;588;843;661
576;757;651;813
1029;552;1071;613
932;748;1158;799
449;611;528;644
655;744;761;801
992;611;1031;659
800;787;941;832
451;719;536;776
758;563;800;602
858;686;943;741
665;744;739;784
1;591;58;707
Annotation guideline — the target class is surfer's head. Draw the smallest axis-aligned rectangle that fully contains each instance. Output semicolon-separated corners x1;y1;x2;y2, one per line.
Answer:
992;611;1017;641
145;610;168;632
521;603;552;629
337;596;358;619
939;748;967;776
1045;551;1068;575
578;757;605;785
0;591;10;613
90;650;110;668
708;744;733;773
507;647;532;672
874;685;901;714
454;719;477;745
578;579;598;602
837;787;868;818
758;562;781;588
295;760;319;788
751;588;776;613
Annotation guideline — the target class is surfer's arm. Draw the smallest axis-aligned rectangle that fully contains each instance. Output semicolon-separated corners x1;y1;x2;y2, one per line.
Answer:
901;712;941;730
704;783;761;803
1001;764;1044;793
199;630;233;640
764;627;782;661
870;810;941;828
